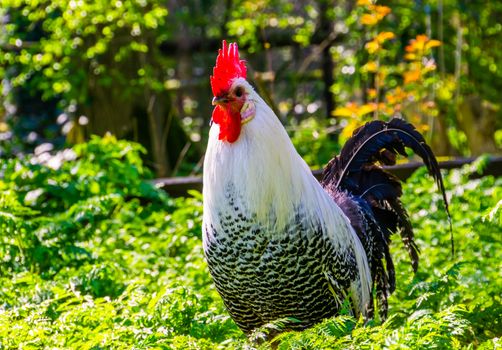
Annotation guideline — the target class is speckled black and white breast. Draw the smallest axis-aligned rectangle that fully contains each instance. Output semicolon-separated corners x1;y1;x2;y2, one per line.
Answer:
202;187;359;334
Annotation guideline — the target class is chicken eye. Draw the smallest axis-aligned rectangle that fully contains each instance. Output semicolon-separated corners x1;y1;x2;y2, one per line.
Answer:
234;86;244;97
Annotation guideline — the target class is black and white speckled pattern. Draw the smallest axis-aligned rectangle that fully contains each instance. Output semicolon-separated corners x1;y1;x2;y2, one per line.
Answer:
203;189;360;334
202;117;440;336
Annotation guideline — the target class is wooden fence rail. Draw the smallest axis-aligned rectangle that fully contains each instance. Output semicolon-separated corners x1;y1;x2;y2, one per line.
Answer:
153;156;502;198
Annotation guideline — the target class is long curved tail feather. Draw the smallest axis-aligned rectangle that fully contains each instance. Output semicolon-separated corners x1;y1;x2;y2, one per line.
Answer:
322;117;452;318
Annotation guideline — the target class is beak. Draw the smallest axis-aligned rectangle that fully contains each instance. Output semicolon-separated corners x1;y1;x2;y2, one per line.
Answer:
212;96;229;106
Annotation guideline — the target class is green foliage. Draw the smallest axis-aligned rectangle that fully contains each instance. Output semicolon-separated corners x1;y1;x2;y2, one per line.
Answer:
1;0;501;174
226;1;315;50
0;137;501;349
289;117;340;169
0;136;242;348
0;0;169;102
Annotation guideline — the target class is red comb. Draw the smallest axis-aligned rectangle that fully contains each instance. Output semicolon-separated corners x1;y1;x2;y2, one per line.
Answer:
210;40;247;96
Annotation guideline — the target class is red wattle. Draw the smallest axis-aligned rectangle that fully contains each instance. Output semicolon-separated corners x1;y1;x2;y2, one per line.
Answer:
212;105;242;143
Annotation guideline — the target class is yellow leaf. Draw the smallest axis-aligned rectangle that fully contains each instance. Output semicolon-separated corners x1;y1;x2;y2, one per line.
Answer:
377;69;388;83
0;122;9;132
332;106;356;118
340;119;364;144
365;40;380;54
425;39;441;50
383;104;395;115
404;53;416;60
375;31;395;43
359;103;377;116
417;123;430;133
363;61;378;72
333;102;362;118
357;0;372;6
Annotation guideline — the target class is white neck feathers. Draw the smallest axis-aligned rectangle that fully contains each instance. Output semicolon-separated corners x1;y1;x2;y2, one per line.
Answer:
203;85;314;232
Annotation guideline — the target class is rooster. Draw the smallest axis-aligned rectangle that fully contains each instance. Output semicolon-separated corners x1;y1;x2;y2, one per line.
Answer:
202;41;450;338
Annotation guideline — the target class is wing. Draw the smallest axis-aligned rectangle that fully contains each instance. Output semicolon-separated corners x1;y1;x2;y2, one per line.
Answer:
304;190;373;319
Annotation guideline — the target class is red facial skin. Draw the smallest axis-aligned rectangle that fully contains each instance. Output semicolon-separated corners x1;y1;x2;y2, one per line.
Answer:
210;41;248;143
212;93;245;143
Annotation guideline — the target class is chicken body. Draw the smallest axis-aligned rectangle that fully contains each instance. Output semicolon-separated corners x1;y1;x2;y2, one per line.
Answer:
203;78;372;335
203;41;449;337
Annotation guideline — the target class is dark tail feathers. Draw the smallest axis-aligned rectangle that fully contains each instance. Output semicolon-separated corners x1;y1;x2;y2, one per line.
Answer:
322;117;452;318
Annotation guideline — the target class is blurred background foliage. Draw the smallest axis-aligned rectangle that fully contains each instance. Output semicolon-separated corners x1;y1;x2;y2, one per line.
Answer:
0;2;501;347
1;0;501;176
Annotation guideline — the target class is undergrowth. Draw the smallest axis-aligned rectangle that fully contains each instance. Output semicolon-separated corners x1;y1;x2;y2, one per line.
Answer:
0;136;500;349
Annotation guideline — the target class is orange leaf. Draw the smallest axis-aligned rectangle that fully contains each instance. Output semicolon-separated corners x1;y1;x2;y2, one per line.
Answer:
386;87;407;105
361;14;378;26
406;34;431;53
403;69;421;84
416;34;429;42
374;5;391;17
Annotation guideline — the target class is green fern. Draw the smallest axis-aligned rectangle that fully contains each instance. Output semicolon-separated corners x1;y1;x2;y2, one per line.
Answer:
0;138;500;349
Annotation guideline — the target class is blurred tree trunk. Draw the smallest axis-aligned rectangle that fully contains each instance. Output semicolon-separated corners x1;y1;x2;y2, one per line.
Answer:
78;32;138;140
318;0;335;119
81;83;186;178
83;82;135;138
145;91;171;177
457;95;500;155
77;33;191;177
429;114;454;157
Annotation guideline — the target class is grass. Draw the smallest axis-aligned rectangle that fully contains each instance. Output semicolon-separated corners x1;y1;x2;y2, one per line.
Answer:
0;136;500;349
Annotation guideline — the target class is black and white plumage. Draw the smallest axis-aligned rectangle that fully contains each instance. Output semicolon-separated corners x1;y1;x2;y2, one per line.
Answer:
202;41;450;338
